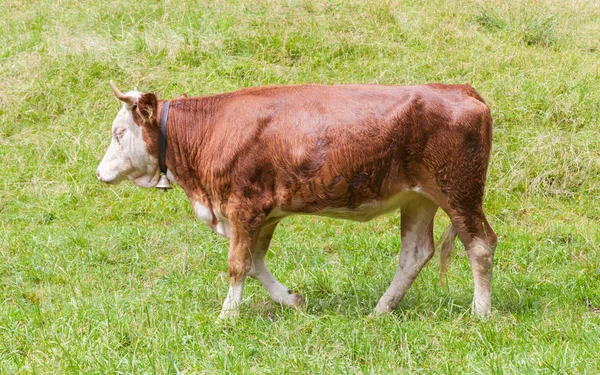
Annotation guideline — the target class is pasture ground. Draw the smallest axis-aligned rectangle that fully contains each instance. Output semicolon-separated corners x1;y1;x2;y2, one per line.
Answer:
1;0;600;373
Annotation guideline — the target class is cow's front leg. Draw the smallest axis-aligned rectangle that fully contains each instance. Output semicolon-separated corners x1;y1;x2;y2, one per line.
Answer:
249;222;304;308
218;208;264;320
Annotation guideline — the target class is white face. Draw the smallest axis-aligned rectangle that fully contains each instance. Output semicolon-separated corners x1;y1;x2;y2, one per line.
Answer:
96;92;161;188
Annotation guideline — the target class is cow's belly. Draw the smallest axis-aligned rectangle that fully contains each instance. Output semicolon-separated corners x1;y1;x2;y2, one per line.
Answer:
269;189;420;223
313;202;400;222
193;190;422;236
313;190;417;222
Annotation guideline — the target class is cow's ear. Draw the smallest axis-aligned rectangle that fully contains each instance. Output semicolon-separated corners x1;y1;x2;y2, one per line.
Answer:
175;93;188;99
136;93;158;126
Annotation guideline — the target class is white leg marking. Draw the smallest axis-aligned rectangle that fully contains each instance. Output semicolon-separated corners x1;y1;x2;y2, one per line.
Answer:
467;238;493;316
218;282;244;319
250;256;304;307
247;228;304;308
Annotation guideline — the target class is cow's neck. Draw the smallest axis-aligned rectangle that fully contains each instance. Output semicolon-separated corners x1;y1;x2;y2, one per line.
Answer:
160;98;217;208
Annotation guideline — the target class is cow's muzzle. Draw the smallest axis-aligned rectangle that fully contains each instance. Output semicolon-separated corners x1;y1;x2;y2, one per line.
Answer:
96;169;119;184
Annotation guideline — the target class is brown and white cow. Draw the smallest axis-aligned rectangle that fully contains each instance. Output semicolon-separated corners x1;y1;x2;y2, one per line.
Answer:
97;81;497;319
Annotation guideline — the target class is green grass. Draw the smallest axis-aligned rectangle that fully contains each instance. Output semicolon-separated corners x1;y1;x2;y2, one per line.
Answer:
2;0;600;373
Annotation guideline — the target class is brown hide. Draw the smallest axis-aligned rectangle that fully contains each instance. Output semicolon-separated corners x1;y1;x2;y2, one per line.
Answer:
139;84;492;228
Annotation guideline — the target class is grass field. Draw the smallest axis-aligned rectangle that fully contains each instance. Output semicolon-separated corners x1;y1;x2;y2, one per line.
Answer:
2;0;600;373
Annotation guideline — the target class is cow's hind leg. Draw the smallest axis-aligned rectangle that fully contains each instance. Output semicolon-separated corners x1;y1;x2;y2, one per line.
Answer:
249;222;304;308
374;196;438;313
447;210;497;316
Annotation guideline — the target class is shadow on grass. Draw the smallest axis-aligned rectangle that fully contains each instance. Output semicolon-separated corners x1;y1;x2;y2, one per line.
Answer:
246;285;476;320
245;283;575;321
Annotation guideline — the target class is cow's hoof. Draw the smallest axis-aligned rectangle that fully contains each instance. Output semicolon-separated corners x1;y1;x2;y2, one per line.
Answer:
372;301;394;315
471;300;492;318
279;291;305;308
217;309;240;321
471;307;492;318
289;293;305;308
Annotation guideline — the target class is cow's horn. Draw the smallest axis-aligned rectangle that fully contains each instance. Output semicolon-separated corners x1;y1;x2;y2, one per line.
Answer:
110;80;135;106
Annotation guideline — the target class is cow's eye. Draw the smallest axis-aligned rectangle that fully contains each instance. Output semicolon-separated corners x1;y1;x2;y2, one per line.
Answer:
114;128;126;142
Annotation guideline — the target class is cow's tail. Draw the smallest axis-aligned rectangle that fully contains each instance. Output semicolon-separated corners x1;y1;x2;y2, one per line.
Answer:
439;224;458;285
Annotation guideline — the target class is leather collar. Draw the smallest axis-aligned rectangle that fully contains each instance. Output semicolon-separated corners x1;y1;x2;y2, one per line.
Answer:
159;101;170;174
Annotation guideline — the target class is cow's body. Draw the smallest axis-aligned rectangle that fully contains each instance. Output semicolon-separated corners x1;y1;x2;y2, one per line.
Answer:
97;83;497;318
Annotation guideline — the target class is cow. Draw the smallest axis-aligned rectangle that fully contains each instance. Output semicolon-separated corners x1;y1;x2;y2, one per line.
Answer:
97;81;497;319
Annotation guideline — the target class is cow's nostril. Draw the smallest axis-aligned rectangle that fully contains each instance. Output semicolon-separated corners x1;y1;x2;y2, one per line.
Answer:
96;170;101;179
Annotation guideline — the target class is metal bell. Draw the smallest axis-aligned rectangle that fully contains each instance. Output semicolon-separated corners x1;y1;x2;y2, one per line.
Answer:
155;174;172;191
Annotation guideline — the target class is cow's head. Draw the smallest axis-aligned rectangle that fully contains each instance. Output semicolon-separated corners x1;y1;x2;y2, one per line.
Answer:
96;81;161;188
